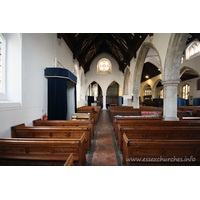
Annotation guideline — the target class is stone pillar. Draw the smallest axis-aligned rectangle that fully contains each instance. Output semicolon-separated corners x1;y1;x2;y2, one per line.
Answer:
151;89;155;99
103;94;106;110
122;95;128;106
162;80;180;121
133;89;140;108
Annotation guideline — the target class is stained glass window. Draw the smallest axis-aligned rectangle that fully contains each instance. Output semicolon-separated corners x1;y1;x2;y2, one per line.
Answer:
97;58;112;74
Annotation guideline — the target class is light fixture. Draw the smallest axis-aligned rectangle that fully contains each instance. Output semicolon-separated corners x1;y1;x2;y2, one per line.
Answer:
145;75;149;79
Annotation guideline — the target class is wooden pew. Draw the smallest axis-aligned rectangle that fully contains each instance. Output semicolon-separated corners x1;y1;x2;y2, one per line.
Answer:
113;117;162;136
108;106;163;121
64;153;74;166
115;119;200;139
181;117;200;120
117;123;200;151
178;106;200;117
123;133;200;166
77;106;101;123
94;106;101;122
109;111;141;122
11;124;91;151
0;135;86;166
33;118;94;138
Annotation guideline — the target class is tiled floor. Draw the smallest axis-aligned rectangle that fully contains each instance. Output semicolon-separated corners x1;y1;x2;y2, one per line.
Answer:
86;110;122;166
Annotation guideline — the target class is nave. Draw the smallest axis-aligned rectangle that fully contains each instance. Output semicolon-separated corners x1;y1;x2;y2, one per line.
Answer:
86;110;122;166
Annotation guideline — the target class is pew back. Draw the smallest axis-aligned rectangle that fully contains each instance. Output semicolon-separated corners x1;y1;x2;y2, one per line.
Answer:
33;119;94;137
123;133;200;166
117;122;200;151
11;125;91;150
0;135;86;166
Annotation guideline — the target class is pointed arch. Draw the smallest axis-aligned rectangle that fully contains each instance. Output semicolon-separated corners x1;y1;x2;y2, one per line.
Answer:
180;66;200;78
133;42;162;91
85;79;104;94
163;33;188;81
86;80;103;94
144;57;161;72
162;33;188;121
152;78;162;93
106;80;122;94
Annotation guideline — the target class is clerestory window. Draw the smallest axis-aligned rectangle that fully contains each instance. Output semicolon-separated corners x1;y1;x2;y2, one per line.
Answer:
186;41;200;60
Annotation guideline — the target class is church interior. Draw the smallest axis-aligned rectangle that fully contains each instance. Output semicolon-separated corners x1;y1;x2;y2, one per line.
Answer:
1;31;200;196
1;16;200;200
3;0;200;191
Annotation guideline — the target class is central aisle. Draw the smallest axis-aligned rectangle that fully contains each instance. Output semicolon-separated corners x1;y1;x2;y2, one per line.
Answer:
87;110;122;166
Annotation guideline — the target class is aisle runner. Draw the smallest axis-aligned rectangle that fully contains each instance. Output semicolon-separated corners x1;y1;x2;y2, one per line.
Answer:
87;110;122;166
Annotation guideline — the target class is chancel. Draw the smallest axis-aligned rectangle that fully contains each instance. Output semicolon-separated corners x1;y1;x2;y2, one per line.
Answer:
0;33;200;166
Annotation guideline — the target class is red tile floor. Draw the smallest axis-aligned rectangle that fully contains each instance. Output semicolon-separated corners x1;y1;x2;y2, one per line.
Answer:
86;110;122;166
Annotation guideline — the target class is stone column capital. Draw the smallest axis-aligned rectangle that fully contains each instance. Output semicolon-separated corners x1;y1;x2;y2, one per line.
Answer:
161;79;181;86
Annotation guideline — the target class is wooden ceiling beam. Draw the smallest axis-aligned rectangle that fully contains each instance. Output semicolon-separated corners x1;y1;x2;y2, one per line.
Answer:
190;33;200;42
77;34;105;60
75;33;97;54
60;33;151;74
106;34;131;59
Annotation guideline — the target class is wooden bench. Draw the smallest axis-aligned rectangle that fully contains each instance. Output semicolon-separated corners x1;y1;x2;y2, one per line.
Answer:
94;106;101;122
117;122;200;151
71;113;91;120
178;106;200;117
181;117;200;120
0;135;86;166
113;117;162;135
123;133;200;166
11;124;91;151
33;118;94;138
64;153;74;166
115;119;200;139
77;106;101;123
108;106;163;121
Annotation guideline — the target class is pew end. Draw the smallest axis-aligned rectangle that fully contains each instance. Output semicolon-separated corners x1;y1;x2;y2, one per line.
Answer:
64;153;75;166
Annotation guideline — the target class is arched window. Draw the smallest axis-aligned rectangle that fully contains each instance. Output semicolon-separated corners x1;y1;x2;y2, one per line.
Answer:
97;58;112;74
0;33;21;107
197;79;200;90
186;41;200;60
144;85;152;96
160;89;163;99
0;33;5;95
183;84;190;100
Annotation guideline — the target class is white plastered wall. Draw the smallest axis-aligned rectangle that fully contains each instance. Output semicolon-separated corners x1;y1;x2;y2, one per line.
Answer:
85;53;123;109
0;33;76;137
79;67;86;107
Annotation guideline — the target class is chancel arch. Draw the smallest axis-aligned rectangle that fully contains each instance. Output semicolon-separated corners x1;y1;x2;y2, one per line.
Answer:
106;80;123;107
86;81;103;107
